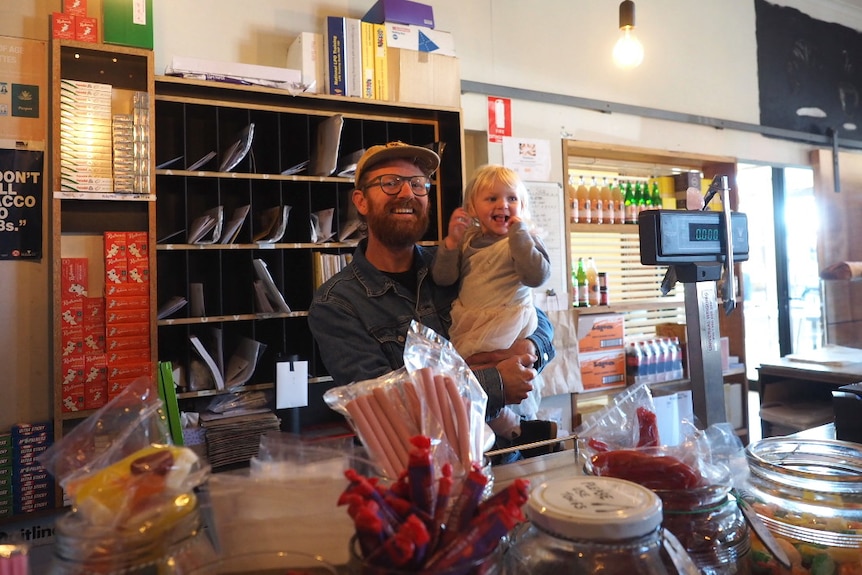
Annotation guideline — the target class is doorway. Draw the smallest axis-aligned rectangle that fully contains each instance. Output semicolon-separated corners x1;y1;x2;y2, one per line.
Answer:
737;164;821;383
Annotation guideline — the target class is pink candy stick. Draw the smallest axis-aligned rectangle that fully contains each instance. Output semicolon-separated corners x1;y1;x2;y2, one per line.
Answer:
347;396;398;478
368;389;409;471
417;367;445;438
444;375;473;468
372;386;413;463
433;373;462;463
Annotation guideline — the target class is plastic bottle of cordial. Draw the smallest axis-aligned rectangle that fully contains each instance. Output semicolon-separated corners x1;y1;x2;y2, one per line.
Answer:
505;476;681;575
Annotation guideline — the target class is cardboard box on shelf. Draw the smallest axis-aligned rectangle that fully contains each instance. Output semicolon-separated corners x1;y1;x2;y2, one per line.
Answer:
386;48;459;108
363;0;434;28
384;23;455;57
577;313;624;353
287;32;324;94
578;349;626;391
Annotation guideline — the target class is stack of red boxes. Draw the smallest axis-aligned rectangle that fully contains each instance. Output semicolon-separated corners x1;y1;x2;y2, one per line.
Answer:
60;257;89;412
104;231;152;399
11;423;55;516
52;0;98;43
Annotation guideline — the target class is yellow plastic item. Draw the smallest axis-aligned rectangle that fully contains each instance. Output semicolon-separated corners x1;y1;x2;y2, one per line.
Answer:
66;444;200;529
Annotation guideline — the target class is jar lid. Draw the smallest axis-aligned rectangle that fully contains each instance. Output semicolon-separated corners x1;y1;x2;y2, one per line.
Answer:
526;476;663;542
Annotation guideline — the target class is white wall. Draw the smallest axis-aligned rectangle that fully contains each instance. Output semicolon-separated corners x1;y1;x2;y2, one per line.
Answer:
153;0;862;178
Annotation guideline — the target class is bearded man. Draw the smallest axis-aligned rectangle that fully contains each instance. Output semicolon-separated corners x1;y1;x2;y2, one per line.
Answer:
308;142;555;454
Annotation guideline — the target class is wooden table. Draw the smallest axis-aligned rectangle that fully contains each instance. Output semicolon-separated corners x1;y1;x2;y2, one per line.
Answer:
757;356;862;437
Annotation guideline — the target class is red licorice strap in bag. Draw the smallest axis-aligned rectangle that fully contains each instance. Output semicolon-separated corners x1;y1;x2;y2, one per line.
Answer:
591;449;703;490
636;406;660;447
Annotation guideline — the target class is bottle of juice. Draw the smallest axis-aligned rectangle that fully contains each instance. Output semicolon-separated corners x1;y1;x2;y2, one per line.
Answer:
586;257;600;306
613;178;624;224
601;177;614;224
589;177;602;224
568;175;578;223
577;176;590;224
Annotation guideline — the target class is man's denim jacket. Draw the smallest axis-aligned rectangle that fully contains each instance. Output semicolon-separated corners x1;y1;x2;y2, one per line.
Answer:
308;239;555;419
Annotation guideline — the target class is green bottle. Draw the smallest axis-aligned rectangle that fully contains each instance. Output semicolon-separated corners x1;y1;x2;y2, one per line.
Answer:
651;181;662;209
624;181;636;224
576;257;589;307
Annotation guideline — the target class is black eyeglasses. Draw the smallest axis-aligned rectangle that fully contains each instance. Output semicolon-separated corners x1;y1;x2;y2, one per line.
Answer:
364;174;431;196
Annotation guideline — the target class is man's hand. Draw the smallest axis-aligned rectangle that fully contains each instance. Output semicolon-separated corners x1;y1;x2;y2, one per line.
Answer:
465;338;538;370
495;353;537;404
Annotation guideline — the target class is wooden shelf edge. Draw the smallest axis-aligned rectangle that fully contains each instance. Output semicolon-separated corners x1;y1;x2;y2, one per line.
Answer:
158;311;308;326
157;241;359;251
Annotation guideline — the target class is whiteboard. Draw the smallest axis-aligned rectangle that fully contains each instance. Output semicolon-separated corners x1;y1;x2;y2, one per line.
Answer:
525;181;569;311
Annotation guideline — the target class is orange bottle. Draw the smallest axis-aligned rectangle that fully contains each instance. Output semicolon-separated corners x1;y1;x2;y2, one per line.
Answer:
589;177;602;224
576;176;590;224
601;177;614;224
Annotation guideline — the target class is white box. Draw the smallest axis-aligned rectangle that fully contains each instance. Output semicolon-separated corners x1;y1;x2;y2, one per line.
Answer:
167;56;301;87
286;32;324;94
384;22;456;57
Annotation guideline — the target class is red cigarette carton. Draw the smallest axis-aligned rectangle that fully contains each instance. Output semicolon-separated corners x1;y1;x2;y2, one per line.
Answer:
61;258;89;297
105;321;148;338
106;333;150;352
106;294;149;312
104;282;148;297
75;16;98;43
106;308;149;324
52;13;76;40
83;296;105;326
63;0;87;16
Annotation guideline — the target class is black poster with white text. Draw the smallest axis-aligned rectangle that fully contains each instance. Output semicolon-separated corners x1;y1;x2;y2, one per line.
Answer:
0;148;42;259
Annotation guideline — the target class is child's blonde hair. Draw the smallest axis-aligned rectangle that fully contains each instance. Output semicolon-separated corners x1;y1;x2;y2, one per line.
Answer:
463;164;533;225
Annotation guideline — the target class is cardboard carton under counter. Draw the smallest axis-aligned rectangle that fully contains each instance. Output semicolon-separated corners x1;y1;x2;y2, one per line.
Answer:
364;0;435;28
577;313;624;353
386;48;460;108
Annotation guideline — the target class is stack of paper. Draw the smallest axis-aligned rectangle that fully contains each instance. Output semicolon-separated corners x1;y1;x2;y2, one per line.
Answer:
201;409;281;469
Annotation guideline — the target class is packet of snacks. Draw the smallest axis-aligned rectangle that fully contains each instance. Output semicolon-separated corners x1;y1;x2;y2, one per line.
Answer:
325;321;488;479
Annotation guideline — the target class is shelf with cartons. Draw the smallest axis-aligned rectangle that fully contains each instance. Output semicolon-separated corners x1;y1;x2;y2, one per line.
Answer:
562;140;749;443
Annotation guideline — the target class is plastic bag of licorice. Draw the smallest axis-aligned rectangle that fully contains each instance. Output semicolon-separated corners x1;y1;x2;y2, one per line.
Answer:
323;321;488;481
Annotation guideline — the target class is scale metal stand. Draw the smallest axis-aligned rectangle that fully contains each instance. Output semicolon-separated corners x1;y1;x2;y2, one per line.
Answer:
639;176;749;428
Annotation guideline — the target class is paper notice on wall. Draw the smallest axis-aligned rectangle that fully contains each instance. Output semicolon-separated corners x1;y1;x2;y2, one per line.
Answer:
502;136;551;182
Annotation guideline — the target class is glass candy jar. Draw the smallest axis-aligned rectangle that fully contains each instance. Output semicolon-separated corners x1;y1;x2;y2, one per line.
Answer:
505;476;675;575
49;496;215;575
744;437;862;574
658;484;751;574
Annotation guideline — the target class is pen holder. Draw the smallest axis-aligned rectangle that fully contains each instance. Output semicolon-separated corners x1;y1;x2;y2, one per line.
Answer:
348;535;503;575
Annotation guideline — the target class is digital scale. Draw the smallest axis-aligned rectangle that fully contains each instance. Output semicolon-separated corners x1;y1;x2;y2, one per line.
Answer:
638;175;749;428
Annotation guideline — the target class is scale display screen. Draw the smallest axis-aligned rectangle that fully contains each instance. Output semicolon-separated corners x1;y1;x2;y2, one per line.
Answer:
639;210;749;265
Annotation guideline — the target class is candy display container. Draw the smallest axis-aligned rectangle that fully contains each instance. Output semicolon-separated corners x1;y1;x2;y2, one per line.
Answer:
658;484;751;575
504;476;676;575
48;499;215;575
743;437;862;575
348;535;502;575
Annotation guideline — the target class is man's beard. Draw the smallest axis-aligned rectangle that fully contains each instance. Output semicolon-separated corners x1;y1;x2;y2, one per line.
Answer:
365;197;430;248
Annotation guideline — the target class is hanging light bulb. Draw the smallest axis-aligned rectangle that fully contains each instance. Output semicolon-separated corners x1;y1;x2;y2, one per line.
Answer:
613;0;644;69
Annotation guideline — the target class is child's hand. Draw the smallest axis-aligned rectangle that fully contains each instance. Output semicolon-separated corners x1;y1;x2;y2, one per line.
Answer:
444;207;471;250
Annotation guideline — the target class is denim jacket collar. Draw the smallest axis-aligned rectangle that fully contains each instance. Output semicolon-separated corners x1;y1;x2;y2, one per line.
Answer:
351;238;436;299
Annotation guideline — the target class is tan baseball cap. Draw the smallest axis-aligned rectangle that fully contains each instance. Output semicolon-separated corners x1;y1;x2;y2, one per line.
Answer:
354;141;440;187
